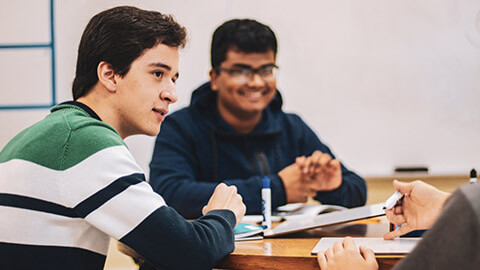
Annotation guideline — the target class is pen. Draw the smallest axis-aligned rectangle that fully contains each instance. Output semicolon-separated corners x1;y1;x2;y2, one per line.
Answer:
470;169;477;184
383;191;404;210
261;176;272;229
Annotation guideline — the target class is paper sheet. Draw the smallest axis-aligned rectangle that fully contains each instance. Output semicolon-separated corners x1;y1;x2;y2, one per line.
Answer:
311;237;421;255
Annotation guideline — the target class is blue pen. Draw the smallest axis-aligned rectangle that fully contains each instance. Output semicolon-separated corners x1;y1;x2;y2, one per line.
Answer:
261;176;272;229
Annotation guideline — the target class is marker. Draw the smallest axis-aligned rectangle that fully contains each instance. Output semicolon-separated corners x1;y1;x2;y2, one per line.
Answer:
261;176;272;229
470;169;477;184
383;191;404;210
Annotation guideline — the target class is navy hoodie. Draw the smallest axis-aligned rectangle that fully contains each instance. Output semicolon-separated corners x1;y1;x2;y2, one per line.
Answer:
150;82;367;219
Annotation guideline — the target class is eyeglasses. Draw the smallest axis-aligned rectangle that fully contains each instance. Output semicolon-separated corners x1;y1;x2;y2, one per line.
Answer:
216;64;278;85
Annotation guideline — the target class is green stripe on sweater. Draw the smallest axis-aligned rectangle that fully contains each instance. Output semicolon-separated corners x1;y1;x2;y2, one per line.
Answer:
0;104;125;170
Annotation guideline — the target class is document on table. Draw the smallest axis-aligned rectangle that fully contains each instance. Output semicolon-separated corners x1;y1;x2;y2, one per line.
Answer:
264;203;385;237
311;237;421;255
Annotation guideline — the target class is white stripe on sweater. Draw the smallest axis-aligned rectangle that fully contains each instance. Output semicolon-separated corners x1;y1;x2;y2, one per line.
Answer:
85;181;166;239
0;145;143;207
0;205;110;255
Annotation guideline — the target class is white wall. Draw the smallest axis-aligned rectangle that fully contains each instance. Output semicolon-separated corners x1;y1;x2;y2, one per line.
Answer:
1;0;479;177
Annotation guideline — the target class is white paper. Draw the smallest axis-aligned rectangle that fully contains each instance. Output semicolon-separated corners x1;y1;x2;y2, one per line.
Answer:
311;237;421;254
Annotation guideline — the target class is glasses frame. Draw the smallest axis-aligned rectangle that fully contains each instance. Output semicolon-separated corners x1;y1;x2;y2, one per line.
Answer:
216;64;279;84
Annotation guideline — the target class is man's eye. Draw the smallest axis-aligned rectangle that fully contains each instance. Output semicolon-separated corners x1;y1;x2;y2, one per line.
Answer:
231;69;250;76
260;67;273;76
154;71;164;78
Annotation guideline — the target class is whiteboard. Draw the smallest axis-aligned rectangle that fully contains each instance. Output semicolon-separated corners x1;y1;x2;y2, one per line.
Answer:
1;0;479;177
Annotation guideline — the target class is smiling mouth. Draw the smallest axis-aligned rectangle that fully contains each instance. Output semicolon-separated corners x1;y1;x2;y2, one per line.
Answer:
242;92;262;98
239;89;269;99
152;108;168;116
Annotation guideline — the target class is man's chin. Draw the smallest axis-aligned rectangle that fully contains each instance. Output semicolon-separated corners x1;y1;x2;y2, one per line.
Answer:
143;127;161;137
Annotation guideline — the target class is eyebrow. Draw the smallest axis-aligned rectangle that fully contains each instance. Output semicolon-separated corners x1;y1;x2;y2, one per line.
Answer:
149;62;179;78
231;63;276;69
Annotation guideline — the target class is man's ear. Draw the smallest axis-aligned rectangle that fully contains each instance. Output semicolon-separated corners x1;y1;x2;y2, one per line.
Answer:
97;61;117;92
209;69;219;91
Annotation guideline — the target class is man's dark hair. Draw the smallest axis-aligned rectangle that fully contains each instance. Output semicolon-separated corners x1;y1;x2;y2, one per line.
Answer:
211;19;277;69
72;6;187;100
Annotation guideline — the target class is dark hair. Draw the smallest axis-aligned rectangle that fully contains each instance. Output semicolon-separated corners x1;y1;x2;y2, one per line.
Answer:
211;19;277;69
72;6;187;100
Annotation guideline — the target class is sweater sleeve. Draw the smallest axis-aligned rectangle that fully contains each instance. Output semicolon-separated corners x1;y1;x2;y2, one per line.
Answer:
392;186;480;270
66;145;236;270
292;116;367;207
121;208;236;270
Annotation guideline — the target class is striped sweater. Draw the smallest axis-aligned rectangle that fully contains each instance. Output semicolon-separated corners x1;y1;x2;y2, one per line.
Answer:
0;102;236;270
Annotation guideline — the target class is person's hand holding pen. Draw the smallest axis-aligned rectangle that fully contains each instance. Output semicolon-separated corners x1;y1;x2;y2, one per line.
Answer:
383;179;451;240
295;150;342;191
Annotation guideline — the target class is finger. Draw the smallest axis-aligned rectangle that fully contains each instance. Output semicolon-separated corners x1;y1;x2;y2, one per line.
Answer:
296;156;306;168
333;240;344;254
385;209;406;225
329;159;341;169
309;151;323;174
393;205;403;215
303;156;313;174
319;153;332;168
324;159;341;176
342;237;358;252
216;182;227;189
326;246;334;259
392;179;414;195
317;251;328;269
383;224;412;240
359;246;377;266
228;184;238;193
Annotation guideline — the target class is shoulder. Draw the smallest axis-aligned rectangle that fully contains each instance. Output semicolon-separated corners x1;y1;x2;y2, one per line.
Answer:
455;184;480;218
161;106;210;135
283;112;305;124
61;109;128;169
278;112;313;132
0;107;125;170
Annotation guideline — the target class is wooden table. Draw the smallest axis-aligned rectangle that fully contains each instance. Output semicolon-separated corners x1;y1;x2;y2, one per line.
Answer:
216;218;404;270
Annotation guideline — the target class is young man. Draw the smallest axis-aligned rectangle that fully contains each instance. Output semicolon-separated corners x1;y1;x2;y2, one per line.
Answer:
317;180;480;270
149;19;367;219
0;6;245;270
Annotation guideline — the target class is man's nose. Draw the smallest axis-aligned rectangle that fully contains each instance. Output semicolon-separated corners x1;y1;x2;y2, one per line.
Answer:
247;72;265;87
160;81;178;104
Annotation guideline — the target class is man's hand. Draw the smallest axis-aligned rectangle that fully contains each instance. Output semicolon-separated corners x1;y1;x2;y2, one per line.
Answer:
317;237;378;270
296;151;342;191
202;183;246;226
383;180;451;240
278;163;317;203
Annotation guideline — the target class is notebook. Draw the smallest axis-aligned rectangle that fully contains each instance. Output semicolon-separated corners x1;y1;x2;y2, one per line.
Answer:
234;223;265;241
264;203;386;237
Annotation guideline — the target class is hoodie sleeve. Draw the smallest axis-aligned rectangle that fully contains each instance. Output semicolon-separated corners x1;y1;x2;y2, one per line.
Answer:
149;112;279;218
290;115;367;207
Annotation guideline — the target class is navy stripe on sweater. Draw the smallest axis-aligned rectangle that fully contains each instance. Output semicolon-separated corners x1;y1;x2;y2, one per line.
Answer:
0;193;77;217
74;173;145;217
0;242;106;270
0;173;145;218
